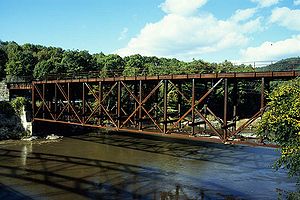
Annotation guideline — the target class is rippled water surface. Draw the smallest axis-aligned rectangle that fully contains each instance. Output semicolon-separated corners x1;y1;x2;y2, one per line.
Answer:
0;133;297;199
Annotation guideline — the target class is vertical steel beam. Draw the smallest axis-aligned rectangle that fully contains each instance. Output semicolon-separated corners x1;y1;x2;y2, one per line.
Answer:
139;80;142;130
261;77;265;109
32;83;35;120
117;81;121;129
154;82;159;122
134;83;138;127
232;80;238;131
82;83;85;123
177;83;182;129
67;83;70;122
223;78;228;140
42;84;45;119
191;79;195;135
99;81;102;126
54;83;57;120
163;80;168;134
204;81;208;130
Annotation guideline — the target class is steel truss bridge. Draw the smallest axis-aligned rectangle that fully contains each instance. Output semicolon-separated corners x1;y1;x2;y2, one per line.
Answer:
31;71;299;142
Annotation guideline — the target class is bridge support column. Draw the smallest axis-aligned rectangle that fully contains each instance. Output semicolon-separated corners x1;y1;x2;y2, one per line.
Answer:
82;83;85;123
204;81;208;131
32;83;35;121
261;78;265;109
232;80;238;131
223;78;228;140
42;84;45;119
54;83;57;120
99;81;102;126
139;80;142;131
191;79;195;136
177;83;182;129
67;83;70;122
260;78;270;109
117;81;121;130
163;80;168;134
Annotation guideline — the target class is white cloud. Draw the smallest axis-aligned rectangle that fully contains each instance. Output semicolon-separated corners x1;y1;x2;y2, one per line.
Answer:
251;0;280;8
294;0;300;6
160;0;207;16
231;8;257;22
117;1;263;61
118;27;128;41
116;13;263;60
241;35;300;61
270;7;300;31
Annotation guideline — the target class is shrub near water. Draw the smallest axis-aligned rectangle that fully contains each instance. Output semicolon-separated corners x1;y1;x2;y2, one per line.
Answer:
10;97;27;114
258;78;300;177
0;97;28;140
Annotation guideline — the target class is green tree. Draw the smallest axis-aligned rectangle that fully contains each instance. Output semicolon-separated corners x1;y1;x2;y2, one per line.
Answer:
4;42;36;77
97;54;125;77
258;78;300;177
33;47;65;79
185;59;212;74
61;51;81;75
0;43;8;79
123;54;145;76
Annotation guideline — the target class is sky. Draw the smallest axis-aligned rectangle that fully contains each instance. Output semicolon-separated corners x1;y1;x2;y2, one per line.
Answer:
0;0;300;63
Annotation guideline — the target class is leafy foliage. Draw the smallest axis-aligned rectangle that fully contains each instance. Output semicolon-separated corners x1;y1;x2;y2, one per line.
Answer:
0;41;258;80
0;41;299;80
0;101;15;116
10;97;27;115
4;42;37;76
258;78;300;177
0;99;28;140
0;43;8;79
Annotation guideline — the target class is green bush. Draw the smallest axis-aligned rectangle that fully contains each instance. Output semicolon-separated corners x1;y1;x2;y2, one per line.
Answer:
257;78;300;177
0;97;28;140
0;101;15;116
10;97;27;114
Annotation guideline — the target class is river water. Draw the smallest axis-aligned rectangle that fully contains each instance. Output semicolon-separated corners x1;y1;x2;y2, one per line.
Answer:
0;132;297;199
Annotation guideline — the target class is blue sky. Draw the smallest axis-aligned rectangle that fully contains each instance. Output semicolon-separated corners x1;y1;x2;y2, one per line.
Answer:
0;0;300;63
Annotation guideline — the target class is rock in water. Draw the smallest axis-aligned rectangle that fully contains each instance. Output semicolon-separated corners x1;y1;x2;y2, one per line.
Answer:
21;136;38;141
46;134;63;140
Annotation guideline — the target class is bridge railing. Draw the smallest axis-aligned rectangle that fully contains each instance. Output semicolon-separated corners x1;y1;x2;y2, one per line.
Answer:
4;59;300;83
43;69;300;81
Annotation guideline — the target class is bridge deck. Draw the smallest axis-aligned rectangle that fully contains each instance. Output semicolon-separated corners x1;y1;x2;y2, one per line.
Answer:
34;71;299;84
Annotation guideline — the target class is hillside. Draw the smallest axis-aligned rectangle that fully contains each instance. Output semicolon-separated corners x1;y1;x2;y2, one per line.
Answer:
258;57;300;72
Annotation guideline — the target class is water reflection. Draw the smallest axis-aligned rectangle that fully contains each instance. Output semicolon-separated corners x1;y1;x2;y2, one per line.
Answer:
20;142;32;166
0;133;297;199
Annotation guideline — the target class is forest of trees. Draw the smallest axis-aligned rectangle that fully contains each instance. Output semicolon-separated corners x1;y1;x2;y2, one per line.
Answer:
1;41;299;81
0;41;258;80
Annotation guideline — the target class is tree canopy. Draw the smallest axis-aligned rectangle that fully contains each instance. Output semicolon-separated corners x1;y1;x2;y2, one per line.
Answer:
258;78;300;177
0;41;257;80
0;40;299;81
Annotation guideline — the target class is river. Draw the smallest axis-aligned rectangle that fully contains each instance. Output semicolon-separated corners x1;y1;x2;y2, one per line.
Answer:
0;132;297;199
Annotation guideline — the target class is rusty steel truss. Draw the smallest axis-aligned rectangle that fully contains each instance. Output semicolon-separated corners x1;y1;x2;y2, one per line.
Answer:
32;71;299;142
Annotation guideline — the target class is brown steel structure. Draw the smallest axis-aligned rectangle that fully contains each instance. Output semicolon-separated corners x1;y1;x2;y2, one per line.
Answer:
32;71;299;142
